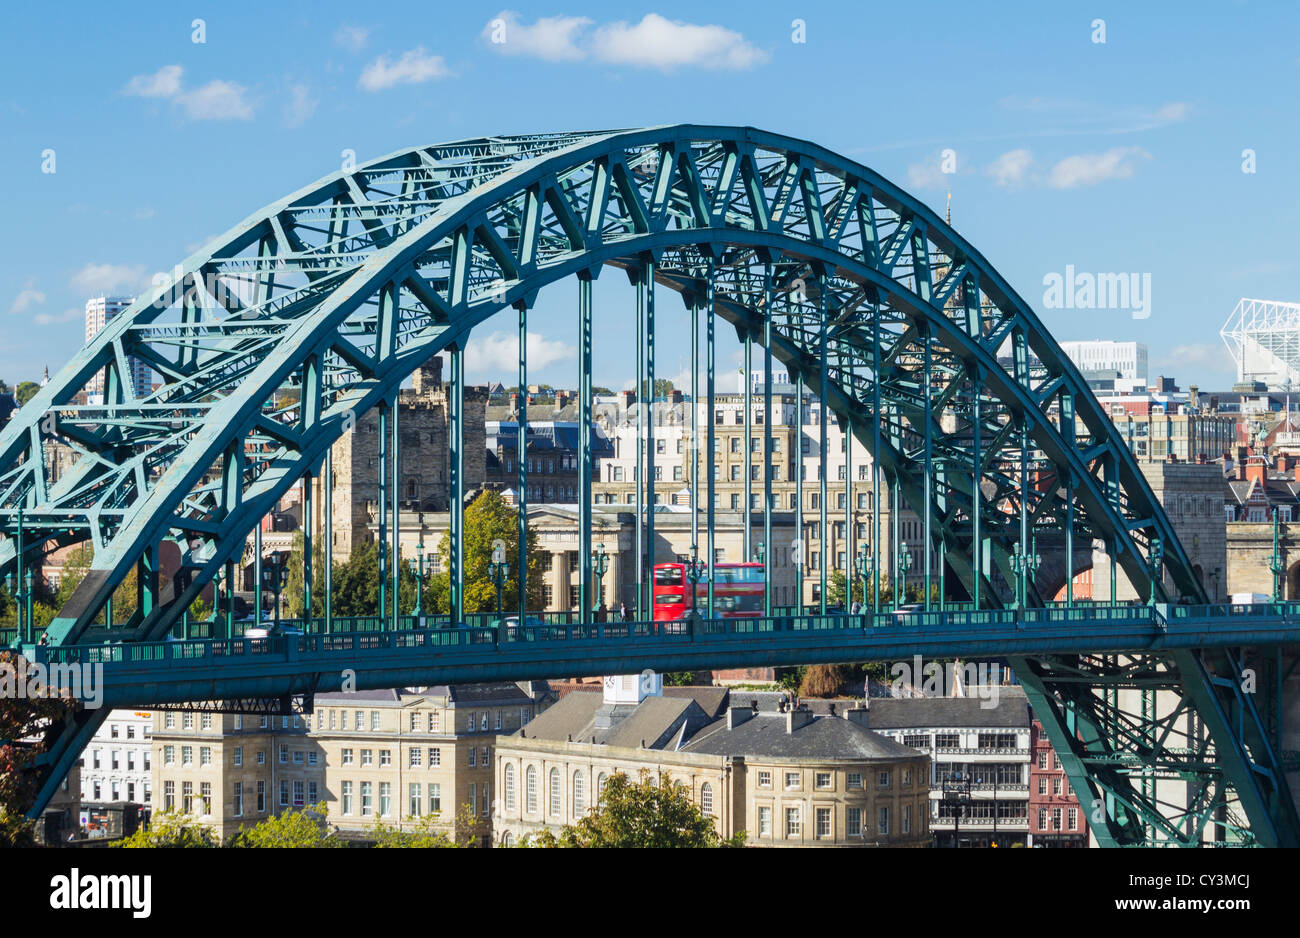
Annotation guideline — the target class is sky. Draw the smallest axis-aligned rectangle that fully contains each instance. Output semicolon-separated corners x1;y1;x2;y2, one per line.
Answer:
1;0;1297;394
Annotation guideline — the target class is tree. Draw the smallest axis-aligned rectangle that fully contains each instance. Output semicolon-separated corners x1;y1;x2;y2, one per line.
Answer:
14;381;39;407
525;770;745;848
116;810;218;848
799;664;856;698
227;802;342;847
0;651;75;844
371;806;471;847
430;490;544;614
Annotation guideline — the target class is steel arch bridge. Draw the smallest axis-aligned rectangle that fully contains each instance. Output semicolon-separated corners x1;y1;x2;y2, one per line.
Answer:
1;125;1294;846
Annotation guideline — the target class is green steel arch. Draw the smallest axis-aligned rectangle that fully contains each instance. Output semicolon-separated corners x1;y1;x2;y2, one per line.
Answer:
0;125;1198;638
1;126;1292;846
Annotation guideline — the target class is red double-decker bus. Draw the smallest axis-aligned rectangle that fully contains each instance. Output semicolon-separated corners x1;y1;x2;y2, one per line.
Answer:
652;562;764;621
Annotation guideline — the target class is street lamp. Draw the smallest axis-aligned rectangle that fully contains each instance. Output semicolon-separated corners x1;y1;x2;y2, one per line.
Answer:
3;571;20;647
1270;509;1285;602
592;543;610;617
415;540;426;624
896;541;913;610
1010;540;1042;610
753;541;765;564
263;551;289;628
685;544;706;621
855;544;871;619
1147;536;1165;608
487;548;510;623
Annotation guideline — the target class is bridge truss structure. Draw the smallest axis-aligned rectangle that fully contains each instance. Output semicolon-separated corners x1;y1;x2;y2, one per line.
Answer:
0;126;1294;846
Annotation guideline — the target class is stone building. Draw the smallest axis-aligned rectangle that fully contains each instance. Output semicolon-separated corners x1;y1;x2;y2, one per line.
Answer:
492;678;931;847
81;709;154;807
867;688;1034;847
149;681;551;844
321;354;488;563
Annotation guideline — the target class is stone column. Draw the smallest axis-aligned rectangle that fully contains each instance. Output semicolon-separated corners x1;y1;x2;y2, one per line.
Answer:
552;551;570;611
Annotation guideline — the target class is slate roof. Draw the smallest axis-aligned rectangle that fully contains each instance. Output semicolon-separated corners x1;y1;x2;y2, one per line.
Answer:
681;712;924;762
864;687;1031;730
517;691;712;750
316;681;546;706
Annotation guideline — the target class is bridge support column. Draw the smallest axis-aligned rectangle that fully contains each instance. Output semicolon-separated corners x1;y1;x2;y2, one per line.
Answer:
644;258;656;599
744;328;752;563
377;402;388;623
304;469;313;630
449;345;464;627
325;447;333;635
818;271;828;613
706;263;716;617
391;393;400;629
763;262;773;615
518;300;528;623
578;275;593;621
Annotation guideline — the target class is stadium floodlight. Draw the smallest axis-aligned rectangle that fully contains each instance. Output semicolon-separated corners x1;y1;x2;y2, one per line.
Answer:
1220;298;1300;390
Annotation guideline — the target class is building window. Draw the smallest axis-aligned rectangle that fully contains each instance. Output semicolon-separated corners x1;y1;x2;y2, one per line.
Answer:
232;783;242;817
409;748;422;768
903;804;911;834
573;772;586;816
878;770;891;788
360;782;373;817
846;772;862;789
526;766;538;814
361;749;373;767
504;764;516;811
816;807;831;838
256;780;265;813
757;770;771;788
815;772;831;790
293;779;305;808
878;806;890;835
379;782;392;817
163;745;175;766
784;771;800;790
429;747;440;767
700;783;713;817
468;748;476;768
785;807;801;838
549;767;561;817
182;782;193;814
847;806;862;837
597;773;608;804
409;784;422;817
1068;806;1078;830
342;781;354;816
233;747;242;767
380;750;391;768
758;806;772;837
279;780;289;807
163;781;174;812
429;783;441;815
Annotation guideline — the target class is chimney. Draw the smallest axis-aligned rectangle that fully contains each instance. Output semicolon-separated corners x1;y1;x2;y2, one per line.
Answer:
668;389;683;407
1189;384;1199;409
1237;446;1249;481
555;390;569;409
786;706;815;734
1166;452;1177;463
509;392;521;413
620;390;635;411
726;706;755;730
1197;453;1207;465
1278;454;1291;473
1246;458;1267;488
843;706;870;729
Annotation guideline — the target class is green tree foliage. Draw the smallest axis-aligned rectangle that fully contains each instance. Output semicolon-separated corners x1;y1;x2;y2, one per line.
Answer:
430;490;544;614
524;771;745;848
371;806;472;847
227;802;341;847
14;381;39;407
116;810;218;848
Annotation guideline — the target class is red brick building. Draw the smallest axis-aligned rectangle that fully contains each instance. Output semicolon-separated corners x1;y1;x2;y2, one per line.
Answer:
1028;720;1088;846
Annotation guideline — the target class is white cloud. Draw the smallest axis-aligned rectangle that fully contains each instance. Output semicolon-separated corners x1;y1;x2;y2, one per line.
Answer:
177;80;254;120
484;11;591;62
591;14;768;70
988;149;1034;188
284;83;317;128
70;262;148;296
33;308;83;326
123;65;183;98
359;48;450;91
1153;101;1190;123
481;12;767;70
465;330;574;375
9;287;45;314
1047;147;1150;189
334;25;370;53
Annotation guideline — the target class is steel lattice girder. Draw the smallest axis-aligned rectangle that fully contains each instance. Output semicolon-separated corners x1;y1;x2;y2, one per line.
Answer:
0;125;1199;644
4;125;1287;843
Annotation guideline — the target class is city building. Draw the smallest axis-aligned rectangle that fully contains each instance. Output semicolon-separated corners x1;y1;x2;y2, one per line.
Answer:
1219;298;1300;390
867;688;1033;847
150;681;551;844
1060;339;1149;384
1028;719;1089;846
492;677;931;847
84;296;151;401
81;709;153;807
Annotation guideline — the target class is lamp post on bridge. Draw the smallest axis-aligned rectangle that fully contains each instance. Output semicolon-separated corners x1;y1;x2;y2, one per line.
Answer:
263;550;289;629
592;542;610;618
685;544;706;624
3;570;32;647
488;541;509;623
415;539;426;626
1146;536;1164;608
1010;542;1041;610
1270;509;1285;603
855;543;871;621
895;541;913;610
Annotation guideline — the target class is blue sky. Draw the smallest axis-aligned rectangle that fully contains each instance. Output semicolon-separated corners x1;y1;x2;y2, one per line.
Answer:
1;0;1297;392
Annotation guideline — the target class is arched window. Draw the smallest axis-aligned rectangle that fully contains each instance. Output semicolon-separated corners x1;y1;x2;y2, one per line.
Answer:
502;832;514;848
700;782;713;817
549;767;561;817
525;766;538;814
596;772;608;805
504;763;516;811
573;771;586;816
